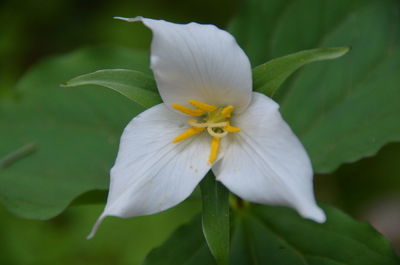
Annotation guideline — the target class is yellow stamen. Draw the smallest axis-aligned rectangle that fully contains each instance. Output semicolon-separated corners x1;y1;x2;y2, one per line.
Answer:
172;127;205;143
221;105;234;117
172;104;205;116
171;100;240;164
188;100;217;112
224;124;241;133
209;137;220;164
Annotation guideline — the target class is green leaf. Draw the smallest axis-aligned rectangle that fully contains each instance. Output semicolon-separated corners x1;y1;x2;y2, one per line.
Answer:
63;69;162;108
142;216;216;265
331;142;400;213
229;0;400;173
230;205;400;265
200;172;230;265
143;204;399;265
0;45;150;219
253;47;349;97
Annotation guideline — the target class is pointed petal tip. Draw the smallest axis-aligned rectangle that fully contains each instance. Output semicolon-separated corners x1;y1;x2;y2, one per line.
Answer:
133;17;252;112
301;206;326;223
86;214;106;240
113;16;143;22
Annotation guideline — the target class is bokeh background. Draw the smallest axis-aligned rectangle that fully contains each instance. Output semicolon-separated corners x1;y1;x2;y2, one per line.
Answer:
1;0;399;264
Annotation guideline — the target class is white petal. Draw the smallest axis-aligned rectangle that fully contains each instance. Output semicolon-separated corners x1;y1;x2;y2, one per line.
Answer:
88;104;212;238
116;16;252;113
212;92;325;223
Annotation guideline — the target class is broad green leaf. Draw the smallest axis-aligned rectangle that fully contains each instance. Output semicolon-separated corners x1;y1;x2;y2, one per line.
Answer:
229;0;400;173
0;46;150;219
253;47;349;97
142;216;216;265
331;142;400;213
143;205;399;265
0;200;201;265
231;205;400;265
229;0;367;65
200;172;230;265
63;69;162;108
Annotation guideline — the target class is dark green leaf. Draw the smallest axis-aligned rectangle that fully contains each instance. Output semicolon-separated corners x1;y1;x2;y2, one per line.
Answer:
63;69;161;108
0;46;149;219
230;205;400;265
142;216;216;265
200;172;230;265
253;47;349;97
330;142;400;213
230;0;400;172
143;204;399;265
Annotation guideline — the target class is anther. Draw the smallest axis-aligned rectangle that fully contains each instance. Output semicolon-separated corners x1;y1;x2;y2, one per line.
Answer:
172;104;205;116
221;105;234;117
209;137;220;164
172;127;205;143
188;100;217;112
224;124;241;133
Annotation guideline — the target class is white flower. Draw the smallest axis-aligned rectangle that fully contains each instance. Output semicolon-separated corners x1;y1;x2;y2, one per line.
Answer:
88;17;326;238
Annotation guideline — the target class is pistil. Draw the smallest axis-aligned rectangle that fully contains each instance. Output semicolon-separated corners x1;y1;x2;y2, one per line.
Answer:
172;100;241;164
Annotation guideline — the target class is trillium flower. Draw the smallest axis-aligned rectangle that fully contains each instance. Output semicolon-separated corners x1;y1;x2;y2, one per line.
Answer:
88;17;326;238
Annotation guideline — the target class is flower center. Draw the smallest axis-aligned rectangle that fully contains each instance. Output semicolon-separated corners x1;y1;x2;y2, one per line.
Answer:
171;100;241;164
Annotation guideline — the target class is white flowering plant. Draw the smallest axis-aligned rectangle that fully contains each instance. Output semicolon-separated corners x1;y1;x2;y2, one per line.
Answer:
2;0;399;264
60;13;400;265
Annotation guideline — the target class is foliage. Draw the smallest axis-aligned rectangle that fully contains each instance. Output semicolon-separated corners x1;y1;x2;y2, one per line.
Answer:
200;173;230;265
63;69;161;108
1;0;400;264
230;0;400;173
143;205;400;265
0;46;149;219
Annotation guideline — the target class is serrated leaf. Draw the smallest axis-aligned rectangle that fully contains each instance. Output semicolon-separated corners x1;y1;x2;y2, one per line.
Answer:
253;47;349;97
200;172;230;265
63;69;162;108
0;46;149;219
229;0;400;173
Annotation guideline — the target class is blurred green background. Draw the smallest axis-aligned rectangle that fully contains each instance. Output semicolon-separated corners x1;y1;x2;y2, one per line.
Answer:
1;0;399;264
0;0;238;97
